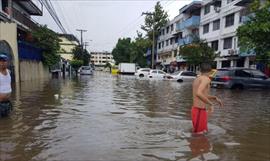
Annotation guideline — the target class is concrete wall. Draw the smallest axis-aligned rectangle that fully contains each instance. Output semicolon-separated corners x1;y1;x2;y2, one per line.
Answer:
19;60;50;82
0;22;19;82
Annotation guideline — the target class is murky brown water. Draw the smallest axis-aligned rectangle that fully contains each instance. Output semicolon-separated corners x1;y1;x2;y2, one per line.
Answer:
1;72;270;161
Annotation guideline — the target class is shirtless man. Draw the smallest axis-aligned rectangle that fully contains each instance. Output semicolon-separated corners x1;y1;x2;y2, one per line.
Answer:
191;63;222;134
0;54;12;117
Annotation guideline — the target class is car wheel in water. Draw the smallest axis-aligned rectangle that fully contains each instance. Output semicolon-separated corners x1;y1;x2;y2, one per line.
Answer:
177;79;183;83
139;74;144;77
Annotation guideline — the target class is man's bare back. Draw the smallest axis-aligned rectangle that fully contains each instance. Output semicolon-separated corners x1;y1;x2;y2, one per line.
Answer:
192;75;211;109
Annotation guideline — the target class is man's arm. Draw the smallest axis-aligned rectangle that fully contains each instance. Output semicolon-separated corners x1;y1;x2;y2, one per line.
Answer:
207;95;223;107
196;78;213;106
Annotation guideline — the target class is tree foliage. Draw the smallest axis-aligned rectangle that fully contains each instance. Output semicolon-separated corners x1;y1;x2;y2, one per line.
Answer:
32;25;61;66
180;40;217;66
141;2;169;39
72;46;90;66
112;38;132;64
70;59;83;76
112;34;150;67
237;1;270;64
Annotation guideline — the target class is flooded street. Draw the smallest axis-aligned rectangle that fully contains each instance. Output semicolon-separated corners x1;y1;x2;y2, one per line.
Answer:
1;72;270;161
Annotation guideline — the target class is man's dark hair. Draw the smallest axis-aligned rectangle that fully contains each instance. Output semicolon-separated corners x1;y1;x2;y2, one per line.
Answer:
200;63;212;73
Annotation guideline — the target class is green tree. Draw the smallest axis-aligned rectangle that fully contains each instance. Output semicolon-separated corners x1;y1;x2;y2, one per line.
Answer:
130;34;151;67
32;25;61;67
112;38;132;64
72;46;90;66
237;0;270;65
141;2;169;39
180;40;217;66
70;59;83;76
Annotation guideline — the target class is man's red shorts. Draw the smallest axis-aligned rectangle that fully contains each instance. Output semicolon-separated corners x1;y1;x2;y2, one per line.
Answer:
191;107;208;133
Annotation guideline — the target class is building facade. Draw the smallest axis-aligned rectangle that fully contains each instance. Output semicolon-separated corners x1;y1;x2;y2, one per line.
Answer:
199;0;256;69
157;1;202;71
58;34;79;61
90;52;115;67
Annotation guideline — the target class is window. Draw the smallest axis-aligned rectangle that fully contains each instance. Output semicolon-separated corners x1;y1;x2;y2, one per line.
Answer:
151;71;158;74
235;70;252;78
204;4;210;15
227;0;235;4
211;40;219;51
175;37;178;43
158;71;166;74
251;70;268;79
225;13;235;27
162;41;164;47
166;27;170;34
166;40;169;46
162;29;165;35
181;72;197;76
171;24;174;31
223;37;233;49
170;38;173;45
213;19;220;31
158;43;161;49
203;24;209;34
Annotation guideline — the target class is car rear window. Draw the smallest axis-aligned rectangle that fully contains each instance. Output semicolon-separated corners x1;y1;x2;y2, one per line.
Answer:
82;67;91;70
216;70;230;76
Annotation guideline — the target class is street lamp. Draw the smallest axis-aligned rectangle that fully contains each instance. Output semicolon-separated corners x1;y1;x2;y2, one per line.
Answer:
142;12;155;69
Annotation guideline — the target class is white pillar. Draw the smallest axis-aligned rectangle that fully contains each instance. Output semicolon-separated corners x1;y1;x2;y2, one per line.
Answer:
244;57;250;68
230;60;235;67
217;60;222;69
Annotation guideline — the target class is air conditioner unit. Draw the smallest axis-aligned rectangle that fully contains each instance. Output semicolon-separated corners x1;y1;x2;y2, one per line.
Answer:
228;49;235;55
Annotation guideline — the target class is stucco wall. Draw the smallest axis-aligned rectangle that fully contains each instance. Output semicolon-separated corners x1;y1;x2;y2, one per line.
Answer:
0;22;19;82
19;60;50;81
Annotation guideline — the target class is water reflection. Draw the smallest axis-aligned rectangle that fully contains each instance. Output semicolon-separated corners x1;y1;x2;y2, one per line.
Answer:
0;72;269;161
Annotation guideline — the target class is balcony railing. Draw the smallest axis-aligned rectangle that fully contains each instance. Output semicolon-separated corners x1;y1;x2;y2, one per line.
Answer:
12;7;38;30
176;16;200;31
178;36;194;46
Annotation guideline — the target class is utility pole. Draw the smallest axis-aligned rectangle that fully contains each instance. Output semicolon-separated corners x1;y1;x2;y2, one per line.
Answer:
142;12;155;69
76;29;87;53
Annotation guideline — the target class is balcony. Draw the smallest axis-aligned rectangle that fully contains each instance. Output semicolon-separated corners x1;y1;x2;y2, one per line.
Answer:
12;8;38;30
176;16;200;31
178;36;194;46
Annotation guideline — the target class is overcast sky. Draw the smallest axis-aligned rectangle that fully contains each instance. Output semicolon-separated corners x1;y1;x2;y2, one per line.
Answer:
32;0;193;52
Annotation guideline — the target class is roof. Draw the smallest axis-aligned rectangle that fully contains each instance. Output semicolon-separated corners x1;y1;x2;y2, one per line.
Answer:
234;0;253;6
58;34;80;43
179;1;202;14
16;0;42;16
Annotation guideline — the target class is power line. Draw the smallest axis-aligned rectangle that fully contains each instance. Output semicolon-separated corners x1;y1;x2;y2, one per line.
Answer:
38;0;67;33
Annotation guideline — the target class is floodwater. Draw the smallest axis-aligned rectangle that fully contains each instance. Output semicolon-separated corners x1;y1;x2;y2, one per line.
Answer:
0;72;269;161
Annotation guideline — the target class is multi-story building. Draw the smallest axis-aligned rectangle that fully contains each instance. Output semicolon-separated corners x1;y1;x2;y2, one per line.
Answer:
58;34;79;61
0;0;43;82
90;52;115;67
199;0;257;69
157;1;202;71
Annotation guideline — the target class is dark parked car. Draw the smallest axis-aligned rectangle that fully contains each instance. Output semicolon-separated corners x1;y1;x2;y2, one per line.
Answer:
211;68;270;89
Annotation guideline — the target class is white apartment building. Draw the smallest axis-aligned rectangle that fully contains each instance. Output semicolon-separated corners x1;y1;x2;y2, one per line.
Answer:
199;0;256;69
91;52;115;67
157;1;202;70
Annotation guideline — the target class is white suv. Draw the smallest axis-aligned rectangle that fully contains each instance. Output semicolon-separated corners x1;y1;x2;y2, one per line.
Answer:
135;68;151;77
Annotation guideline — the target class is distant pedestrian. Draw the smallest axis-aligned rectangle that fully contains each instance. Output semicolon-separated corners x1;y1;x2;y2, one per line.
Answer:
191;63;223;134
0;54;12;118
